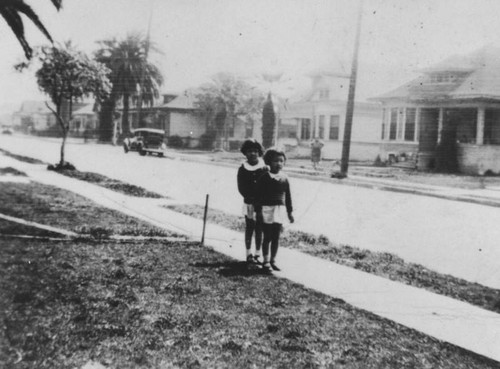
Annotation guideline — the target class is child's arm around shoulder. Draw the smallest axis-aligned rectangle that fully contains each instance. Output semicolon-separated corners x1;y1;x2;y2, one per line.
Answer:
285;176;294;223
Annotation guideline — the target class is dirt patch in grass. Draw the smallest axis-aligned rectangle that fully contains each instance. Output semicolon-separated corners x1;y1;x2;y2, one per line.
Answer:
166;204;500;315
0;167;27;176
0;148;45;165
0;182;177;238
57;169;165;198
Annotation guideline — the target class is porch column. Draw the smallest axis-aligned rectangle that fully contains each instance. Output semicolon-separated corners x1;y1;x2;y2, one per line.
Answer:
476;107;485;145
437;108;444;143
415;107;420;142
314;115;319;138
400;108;406;140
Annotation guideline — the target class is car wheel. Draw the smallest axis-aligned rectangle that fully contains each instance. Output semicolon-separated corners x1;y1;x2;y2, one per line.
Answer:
123;144;129;153
139;149;147;156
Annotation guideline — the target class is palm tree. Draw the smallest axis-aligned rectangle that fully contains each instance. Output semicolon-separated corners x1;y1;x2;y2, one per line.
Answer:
0;0;62;59
95;33;163;139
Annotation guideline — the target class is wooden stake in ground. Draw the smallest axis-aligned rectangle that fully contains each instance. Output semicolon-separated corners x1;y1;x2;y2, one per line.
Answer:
201;194;209;246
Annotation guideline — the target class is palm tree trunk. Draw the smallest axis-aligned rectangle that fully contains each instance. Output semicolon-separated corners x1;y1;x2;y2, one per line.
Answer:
99;98;115;142
122;94;131;136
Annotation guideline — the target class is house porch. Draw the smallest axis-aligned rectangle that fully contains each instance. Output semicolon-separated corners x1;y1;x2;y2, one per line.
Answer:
380;105;500;174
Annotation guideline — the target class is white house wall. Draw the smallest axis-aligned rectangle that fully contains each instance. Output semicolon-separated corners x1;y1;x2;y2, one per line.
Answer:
291;105;383;161
170;111;205;139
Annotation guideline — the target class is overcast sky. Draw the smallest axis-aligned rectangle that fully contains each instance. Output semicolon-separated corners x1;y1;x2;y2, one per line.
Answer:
1;0;500;113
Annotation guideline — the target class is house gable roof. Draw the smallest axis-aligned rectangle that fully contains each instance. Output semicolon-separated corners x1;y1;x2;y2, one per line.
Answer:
17;101;52;114
161;90;197;110
373;46;500;102
72;104;95;116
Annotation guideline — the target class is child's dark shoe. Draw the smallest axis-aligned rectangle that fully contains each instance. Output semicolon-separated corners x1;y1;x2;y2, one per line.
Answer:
270;262;281;271
262;262;273;273
246;254;254;264
253;255;262;265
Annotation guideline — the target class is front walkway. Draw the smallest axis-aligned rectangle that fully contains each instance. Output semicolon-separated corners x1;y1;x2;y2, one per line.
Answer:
2;153;500;363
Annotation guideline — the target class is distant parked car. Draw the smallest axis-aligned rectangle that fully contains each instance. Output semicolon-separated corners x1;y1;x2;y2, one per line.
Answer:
1;125;13;135
123;128;167;157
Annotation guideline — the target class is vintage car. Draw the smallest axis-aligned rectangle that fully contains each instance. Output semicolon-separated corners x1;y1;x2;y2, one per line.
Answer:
123;128;167;157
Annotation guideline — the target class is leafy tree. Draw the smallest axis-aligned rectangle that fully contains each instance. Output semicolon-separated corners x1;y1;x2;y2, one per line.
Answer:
95;33;163;141
194;73;263;150
18;43;111;168
0;0;62;59
261;93;276;148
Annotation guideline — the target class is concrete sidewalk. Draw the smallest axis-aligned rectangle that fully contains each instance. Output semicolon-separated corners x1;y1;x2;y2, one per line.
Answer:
2;154;500;363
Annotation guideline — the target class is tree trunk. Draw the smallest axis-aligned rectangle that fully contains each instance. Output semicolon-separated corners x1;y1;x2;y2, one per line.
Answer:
99;98;115;142
122;94;131;136
59;98;73;167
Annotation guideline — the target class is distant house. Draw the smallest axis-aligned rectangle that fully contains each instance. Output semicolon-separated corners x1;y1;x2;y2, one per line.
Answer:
70;103;98;137
280;70;383;161
12;100;88;136
11;101;55;133
127;91;250;149
374;46;500;174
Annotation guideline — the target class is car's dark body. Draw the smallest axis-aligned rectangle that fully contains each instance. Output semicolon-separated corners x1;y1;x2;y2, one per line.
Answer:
123;128;166;156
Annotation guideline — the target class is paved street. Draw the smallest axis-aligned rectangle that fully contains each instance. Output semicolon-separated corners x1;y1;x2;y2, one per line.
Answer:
1;134;500;289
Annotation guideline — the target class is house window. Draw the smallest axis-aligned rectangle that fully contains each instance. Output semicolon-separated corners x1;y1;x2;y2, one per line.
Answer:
484;109;500;145
381;109;386;140
397;109;404;140
329;115;340;140
389;108;398;140
301;119;311;140
429;73;457;84
404;108;416;141
318;89;330;99
318;115;325;138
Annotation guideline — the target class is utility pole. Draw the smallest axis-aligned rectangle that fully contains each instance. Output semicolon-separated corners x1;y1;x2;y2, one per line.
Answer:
340;0;364;176
137;1;153;128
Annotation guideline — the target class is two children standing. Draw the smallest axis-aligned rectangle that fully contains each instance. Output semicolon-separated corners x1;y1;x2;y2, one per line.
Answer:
237;139;294;273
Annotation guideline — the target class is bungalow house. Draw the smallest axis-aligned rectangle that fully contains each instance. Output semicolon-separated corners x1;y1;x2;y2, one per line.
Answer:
374;46;500;175
127;90;250;149
70;103;99;138
280;69;383;161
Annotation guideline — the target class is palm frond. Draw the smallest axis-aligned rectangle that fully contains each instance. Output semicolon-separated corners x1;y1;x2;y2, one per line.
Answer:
0;7;32;58
12;1;53;42
50;0;63;10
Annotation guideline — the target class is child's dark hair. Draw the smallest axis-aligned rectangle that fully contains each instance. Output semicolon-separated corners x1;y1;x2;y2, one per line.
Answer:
263;148;286;165
240;139;264;156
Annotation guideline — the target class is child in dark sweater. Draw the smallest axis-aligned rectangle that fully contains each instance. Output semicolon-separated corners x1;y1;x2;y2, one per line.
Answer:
255;148;294;272
237;139;267;265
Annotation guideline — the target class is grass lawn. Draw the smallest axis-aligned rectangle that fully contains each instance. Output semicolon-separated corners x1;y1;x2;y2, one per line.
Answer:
1;174;499;368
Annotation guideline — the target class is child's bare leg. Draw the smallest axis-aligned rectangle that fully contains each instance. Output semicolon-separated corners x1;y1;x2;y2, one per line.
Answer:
270;224;281;270
244;217;255;258
254;219;263;258
262;223;273;266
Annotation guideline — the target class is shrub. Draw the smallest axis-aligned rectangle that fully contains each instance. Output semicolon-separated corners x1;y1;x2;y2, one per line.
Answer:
199;130;216;150
167;135;184;148
373;155;386;167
